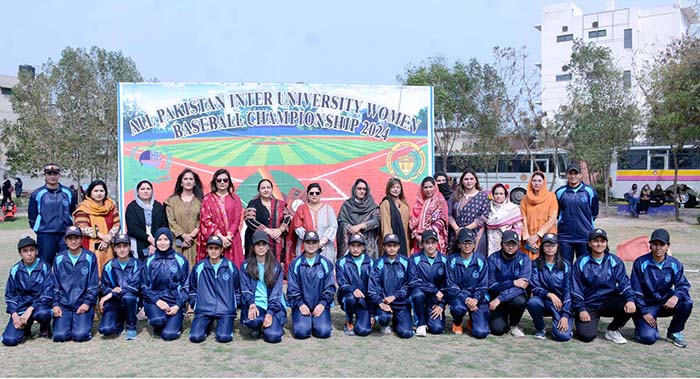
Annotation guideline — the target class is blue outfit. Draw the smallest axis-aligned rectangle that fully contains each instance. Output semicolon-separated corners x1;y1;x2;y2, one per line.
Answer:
286;252;336;339
631;253;693;344
52;248;99;342
572;252;636;342
28;184;76;266
2;258;54;346
336;253;375;336
98;257;142;336
445;253;490;339
141;228;189;341
527;259;573;341
240;261;287;343
487;250;531;335
408;251;450;334
187;257;241;343
368;254;413;338
555;183;599;262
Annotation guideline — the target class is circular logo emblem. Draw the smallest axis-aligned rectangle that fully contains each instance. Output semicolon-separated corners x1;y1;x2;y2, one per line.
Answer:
81;266;89;276
222;272;230;281
472;271;479;279
386;142;426;182
170;265;178;274
396;270;404;279
63;199;69;206
664;274;671;283
36;275;44;284
555;271;564;280
438;267;444;276
316;271;324;279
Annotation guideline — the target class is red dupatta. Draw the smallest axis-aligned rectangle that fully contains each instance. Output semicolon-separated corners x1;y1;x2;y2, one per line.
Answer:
198;192;244;267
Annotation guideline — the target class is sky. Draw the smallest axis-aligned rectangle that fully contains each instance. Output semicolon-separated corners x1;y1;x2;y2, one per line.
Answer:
0;0;679;84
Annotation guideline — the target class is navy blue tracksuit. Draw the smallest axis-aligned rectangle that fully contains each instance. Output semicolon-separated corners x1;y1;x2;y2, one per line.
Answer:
488;250;531;335
3;259;54;346
527;259;573;341
446;253;490;339
555;183;599;262
240;261;287;343
408;251;450;334
287;253;336;339
572;253;636;342
187;257;240;343
52;249;99;342
336;253;375;336
631;253;693;344
28;184;76;266
141;249;189;341
368;255;413;338
99;258;142;336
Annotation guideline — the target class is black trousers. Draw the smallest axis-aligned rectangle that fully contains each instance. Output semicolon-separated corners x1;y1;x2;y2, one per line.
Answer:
575;294;633;342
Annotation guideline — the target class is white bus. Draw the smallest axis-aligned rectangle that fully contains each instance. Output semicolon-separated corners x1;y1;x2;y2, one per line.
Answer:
610;145;699;207
435;149;570;204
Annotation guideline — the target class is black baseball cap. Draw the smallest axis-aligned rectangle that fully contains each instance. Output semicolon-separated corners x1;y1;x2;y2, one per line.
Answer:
252;230;269;245
303;231;320;242
17;236;37;250
566;163;581;174
113;233;130;245
502;230;520;244
422;229;438;242
541;233;558;245
206;235;224;247
64;225;82;238
348;233;365;245
458;228;476;243
383;234;401;245
649;228;670;244
588;228;608;241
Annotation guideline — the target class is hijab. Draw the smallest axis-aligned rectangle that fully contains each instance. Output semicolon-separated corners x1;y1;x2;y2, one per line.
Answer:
135;180;155;226
153;227;175;255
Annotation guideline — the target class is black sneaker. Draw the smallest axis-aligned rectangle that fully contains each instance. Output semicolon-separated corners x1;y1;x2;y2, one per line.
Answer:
250;328;261;339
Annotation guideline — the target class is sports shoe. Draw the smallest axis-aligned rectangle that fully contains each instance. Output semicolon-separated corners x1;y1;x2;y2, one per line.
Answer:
415;325;427;337
668;332;687;348
343;322;355;336
125;329;137;340
452;323;463;335
534;330;546;340
509;326;525;338
250;328;261;339
381;326;392;335
605;329;627;344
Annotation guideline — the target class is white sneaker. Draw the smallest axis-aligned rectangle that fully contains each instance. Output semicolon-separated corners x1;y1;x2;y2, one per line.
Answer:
509;326;525;338
381;326;392;335
415;325;427;337
605;329;628;344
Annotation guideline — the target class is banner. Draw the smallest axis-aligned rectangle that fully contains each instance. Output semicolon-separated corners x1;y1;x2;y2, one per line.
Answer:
118;83;433;215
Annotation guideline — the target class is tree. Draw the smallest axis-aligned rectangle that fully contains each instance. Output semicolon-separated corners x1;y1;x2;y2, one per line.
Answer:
637;36;700;220
0;46;143;191
397;56;507;175
562;41;639;215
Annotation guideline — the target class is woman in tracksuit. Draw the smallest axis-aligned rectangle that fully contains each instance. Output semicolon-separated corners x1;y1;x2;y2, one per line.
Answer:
287;230;336;339
98;233;142;340
52;226;99;342
336;233;375;336
409;229;451;337
3;236;54;346
141;227;189;341
240;230;287;343
446;228;489;339
526;233;573;341
188;235;241;343
368;234;413;338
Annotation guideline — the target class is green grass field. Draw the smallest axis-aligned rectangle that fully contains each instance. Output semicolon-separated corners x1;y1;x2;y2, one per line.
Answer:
0;216;699;377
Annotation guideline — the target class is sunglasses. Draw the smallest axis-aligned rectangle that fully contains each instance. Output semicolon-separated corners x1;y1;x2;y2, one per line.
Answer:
216;178;229;183
308;191;321;195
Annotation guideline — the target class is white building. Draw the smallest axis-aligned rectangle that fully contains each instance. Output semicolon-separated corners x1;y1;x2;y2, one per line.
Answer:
536;1;699;120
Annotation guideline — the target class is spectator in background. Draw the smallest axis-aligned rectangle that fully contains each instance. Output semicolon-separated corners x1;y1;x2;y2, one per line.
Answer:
650;184;666;208
638;184;652;214
14;177;23;205
626;184;640;218
2;176;12;202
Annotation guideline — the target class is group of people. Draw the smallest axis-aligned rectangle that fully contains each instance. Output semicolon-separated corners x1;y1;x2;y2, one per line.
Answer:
626;183;671;216
2;162;692;347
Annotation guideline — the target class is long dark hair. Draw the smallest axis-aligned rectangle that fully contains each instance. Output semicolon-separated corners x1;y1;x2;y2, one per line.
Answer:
86;179;108;200
384;177;405;202
245;243;278;288
455;168;481;200
535;243;565;271
210;168;235;195
173;169;203;200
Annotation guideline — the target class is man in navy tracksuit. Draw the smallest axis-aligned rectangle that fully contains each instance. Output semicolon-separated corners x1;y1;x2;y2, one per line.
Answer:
28;163;77;267
52;226;99;342
188;235;241;343
488;230;531;337
572;228;636;344
446;228;489;339
3;237;54;346
368;234;413;338
409;229;451;337
336;233;375;336
98;233;142;340
631;229;692;347
555;163;599;263
287;231;336;339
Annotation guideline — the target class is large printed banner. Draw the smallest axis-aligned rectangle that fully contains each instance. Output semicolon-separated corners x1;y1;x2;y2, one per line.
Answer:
118;83;433;215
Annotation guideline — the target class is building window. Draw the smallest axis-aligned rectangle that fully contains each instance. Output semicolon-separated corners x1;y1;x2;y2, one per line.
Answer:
624;28;632;49
0;87;12;95
588;29;607;38
556;74;572;82
557;34;574;42
623;70;631;88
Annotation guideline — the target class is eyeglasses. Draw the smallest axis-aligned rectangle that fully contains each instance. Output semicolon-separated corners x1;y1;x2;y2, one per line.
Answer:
308;191;321;196
216;178;229;183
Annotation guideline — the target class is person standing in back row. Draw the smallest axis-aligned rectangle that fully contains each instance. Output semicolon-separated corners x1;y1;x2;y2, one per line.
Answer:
555;163;598;263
